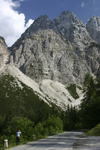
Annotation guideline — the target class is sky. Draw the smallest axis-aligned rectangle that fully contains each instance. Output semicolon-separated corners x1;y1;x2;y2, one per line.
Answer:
0;0;100;47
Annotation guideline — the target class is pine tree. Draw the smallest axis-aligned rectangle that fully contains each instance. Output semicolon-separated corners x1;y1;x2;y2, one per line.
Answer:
80;73;100;128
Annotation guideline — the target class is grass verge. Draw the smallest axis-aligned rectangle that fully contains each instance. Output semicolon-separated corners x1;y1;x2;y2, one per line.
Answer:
84;123;100;136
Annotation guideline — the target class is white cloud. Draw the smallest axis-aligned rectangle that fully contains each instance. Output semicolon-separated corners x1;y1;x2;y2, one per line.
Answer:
0;0;34;47
26;19;34;28
81;2;85;7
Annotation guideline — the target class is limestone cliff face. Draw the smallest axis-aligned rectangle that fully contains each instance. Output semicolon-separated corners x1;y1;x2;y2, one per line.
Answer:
9;11;100;85
86;16;100;44
52;11;93;48
0;37;8;70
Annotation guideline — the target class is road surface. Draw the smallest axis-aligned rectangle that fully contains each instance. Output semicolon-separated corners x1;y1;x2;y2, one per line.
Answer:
9;132;100;150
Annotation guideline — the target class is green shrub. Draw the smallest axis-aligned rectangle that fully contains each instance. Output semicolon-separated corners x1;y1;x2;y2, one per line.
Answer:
94;124;100;135
34;116;63;137
67;84;79;99
44;128;49;135
89;42;100;48
44;116;63;133
34;123;44;136
85;123;100;136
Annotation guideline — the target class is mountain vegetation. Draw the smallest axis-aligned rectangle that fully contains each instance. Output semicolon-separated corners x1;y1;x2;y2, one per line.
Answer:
67;84;79;99
79;73;100;128
0;73;100;149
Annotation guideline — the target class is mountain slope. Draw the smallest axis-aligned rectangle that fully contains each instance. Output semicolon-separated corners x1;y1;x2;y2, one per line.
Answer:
0;65;82;111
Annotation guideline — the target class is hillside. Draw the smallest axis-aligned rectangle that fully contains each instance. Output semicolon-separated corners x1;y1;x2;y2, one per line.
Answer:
0;65;82;115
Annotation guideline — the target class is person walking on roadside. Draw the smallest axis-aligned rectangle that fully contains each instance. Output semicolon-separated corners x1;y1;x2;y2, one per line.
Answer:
16;130;21;145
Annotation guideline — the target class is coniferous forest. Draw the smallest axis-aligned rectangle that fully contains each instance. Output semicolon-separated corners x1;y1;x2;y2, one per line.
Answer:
0;73;100;148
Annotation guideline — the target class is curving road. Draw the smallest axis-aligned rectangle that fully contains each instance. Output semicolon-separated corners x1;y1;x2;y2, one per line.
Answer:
9;132;100;150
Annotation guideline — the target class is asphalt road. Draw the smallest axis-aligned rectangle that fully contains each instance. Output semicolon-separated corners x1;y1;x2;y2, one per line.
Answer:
8;132;100;150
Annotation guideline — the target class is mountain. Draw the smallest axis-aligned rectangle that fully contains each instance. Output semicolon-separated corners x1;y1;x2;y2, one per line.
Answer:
1;11;100;113
9;11;100;85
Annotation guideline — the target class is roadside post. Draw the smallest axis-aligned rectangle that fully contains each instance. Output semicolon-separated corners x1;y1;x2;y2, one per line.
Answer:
4;139;8;149
92;128;94;135
33;135;35;140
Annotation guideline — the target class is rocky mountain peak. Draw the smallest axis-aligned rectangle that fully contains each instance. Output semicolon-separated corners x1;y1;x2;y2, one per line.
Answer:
33;15;52;28
13;11;92;50
36;15;51;21
56;10;74;18
53;10;83;26
53;11;91;48
86;15;100;43
7;11;100;86
86;15;100;30
20;15;52;40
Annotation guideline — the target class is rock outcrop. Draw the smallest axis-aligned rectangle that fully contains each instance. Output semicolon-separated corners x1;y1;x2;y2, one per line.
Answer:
0;37;8;70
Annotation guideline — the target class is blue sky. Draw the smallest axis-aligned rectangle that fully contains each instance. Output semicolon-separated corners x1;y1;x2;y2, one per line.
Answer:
0;0;100;46
16;0;100;24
